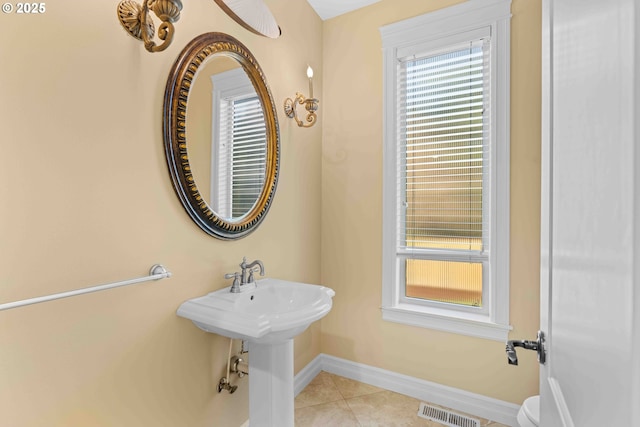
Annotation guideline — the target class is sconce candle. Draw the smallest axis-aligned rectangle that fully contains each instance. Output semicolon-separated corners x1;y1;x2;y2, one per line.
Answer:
307;66;314;99
283;66;320;128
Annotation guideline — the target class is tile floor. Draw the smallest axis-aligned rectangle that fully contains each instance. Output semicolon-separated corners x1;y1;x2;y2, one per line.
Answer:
294;371;511;427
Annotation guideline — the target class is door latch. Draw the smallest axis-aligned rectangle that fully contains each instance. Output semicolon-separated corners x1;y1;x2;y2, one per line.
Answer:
505;330;546;365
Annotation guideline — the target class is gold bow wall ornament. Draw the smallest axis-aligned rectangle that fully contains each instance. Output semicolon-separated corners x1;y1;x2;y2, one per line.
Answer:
117;0;281;53
117;0;182;53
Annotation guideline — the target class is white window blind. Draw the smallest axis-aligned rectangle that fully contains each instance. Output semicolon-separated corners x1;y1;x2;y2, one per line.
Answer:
399;40;489;252
218;94;267;218
397;38;490;309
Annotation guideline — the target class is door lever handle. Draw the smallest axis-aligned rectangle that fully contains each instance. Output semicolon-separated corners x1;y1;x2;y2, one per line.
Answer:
506;330;546;366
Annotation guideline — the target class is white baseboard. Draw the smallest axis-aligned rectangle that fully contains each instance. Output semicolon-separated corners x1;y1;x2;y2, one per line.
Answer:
294;353;325;396
294;353;520;427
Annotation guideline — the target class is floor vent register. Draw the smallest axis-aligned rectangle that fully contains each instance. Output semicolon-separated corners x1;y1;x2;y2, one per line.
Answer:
417;402;480;427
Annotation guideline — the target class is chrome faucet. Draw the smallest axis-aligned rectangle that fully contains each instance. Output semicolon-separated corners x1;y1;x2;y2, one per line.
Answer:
225;257;265;293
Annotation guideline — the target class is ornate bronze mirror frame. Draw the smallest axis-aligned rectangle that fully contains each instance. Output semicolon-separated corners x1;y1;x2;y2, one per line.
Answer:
163;32;280;239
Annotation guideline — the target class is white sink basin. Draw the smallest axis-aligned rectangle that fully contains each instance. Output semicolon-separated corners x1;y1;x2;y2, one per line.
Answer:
177;278;335;344
178;277;335;426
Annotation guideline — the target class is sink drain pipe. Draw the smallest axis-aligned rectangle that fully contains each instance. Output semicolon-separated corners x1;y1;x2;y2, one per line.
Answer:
231;354;249;377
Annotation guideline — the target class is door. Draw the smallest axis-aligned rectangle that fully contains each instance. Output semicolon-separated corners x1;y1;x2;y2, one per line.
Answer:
540;0;640;425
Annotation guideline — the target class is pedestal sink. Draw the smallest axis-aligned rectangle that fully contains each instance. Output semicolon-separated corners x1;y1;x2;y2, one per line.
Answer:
177;278;335;427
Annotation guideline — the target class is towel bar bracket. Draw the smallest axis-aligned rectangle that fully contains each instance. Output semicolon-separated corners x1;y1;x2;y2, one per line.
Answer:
150;264;171;278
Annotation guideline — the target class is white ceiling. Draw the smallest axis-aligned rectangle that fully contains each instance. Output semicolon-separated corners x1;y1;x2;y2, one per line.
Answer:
306;0;381;20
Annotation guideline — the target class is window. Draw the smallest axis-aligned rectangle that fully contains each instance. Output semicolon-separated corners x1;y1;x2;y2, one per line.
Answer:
381;0;512;341
211;68;267;219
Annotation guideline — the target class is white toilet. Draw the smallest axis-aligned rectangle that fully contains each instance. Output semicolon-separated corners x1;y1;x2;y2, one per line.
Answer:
517;395;540;427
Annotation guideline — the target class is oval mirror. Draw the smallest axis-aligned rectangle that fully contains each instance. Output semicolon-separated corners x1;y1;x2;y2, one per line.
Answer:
164;32;280;239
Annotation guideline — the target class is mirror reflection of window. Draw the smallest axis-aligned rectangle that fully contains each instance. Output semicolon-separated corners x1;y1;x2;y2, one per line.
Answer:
211;68;266;219
217;94;266;218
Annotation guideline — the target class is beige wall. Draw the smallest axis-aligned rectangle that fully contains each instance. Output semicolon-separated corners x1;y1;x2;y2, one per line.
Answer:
0;0;541;425
320;0;541;405
0;0;322;426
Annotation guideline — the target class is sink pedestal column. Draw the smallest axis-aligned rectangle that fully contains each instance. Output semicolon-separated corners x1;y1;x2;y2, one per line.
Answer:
248;339;294;427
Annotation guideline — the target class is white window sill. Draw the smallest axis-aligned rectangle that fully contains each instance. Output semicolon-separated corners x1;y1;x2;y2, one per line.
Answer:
382;304;512;342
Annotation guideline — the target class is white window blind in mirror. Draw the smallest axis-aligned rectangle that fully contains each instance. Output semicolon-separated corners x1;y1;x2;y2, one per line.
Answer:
218;94;267;218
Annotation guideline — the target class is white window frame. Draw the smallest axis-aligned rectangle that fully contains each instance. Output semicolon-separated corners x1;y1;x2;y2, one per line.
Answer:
380;0;512;342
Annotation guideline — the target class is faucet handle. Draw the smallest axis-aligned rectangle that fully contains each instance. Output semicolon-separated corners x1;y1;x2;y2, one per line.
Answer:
247;266;261;283
224;272;242;293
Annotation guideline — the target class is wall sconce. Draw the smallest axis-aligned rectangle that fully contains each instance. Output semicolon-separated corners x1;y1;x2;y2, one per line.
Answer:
117;0;183;53
284;66;319;128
